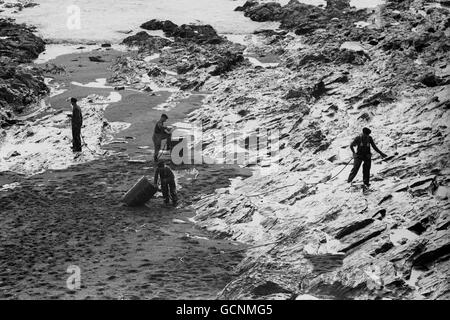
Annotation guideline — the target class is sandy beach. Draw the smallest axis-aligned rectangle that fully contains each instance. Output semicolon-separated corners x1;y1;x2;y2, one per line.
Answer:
0;47;251;299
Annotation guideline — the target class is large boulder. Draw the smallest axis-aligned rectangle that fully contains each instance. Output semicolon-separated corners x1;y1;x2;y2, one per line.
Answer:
122;32;172;49
139;19;223;44
242;2;283;22
326;0;350;10
210;51;245;76
172;24;223;44
0;19;48;128
140;19;178;35
234;0;258;12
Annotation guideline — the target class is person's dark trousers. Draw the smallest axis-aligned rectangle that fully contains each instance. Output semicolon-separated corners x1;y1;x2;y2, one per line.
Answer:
153;133;172;161
348;154;372;185
161;179;178;205
72;125;82;152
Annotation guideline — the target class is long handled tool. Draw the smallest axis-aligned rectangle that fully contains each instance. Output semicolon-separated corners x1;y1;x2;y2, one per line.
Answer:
81;134;107;156
329;157;353;181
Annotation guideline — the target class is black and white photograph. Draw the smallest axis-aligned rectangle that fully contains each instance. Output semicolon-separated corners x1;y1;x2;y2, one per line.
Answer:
0;0;449;307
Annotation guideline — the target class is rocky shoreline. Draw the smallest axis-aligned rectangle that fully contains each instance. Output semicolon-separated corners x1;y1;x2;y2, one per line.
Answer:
0;0;449;300
191;0;449;300
111;0;449;299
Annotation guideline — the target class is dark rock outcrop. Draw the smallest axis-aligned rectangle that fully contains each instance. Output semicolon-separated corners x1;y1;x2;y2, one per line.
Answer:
139;19;224;44
236;0;369;34
118;22;246;88
210;51;245;76
0;18;45;63
0;19;48;128
140;19;178;35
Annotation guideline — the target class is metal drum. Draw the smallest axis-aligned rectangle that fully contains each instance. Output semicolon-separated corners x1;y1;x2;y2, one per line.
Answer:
122;176;158;207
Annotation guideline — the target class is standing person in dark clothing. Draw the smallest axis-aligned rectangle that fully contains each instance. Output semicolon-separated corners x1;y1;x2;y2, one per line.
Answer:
348;127;387;188
152;114;173;162
70;98;83;152
154;161;178;206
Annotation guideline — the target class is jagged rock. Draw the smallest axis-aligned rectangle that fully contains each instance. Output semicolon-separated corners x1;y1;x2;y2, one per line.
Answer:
355;88;395;109
122;32;172;49
5;150;20;159
326;0;350;10
0;18;45;63
304;253;345;273
324;72;349;85
284;88;308;100
0;64;48;126
237;0;369;34
409;175;437;189
378;194;393;205
371;241;395;256
209;51;244;76
23;3;39;9
412;231;450;269
39;63;66;75
417;73;448;87
336;43;371;65
291;121;330;153
176;63;194;75
140;19;223;44
333;218;375;239
234;0;258;12
140;19;178;35
416;259;449;299
237;109;250;117
179;79;205;91
409;179;438;197
311;81;327;100
243;2;283;22
147;66;165;77
338;222;387;253
173;24;224;44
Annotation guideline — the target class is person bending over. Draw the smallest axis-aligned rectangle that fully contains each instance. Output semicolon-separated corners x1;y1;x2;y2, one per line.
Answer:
154;161;178;206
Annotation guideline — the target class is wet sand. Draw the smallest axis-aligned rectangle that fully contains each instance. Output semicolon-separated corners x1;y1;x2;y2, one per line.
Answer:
0;48;250;299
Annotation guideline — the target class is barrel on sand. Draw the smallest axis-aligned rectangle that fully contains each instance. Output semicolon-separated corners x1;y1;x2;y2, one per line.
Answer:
122;176;158;207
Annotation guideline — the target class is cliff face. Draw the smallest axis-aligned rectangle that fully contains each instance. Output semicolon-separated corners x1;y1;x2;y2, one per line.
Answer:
0;18;48;128
188;0;449;299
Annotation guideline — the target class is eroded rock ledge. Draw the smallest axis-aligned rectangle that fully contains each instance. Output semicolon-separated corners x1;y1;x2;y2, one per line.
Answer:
113;21;247;91
0;18;48;128
188;0;448;300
